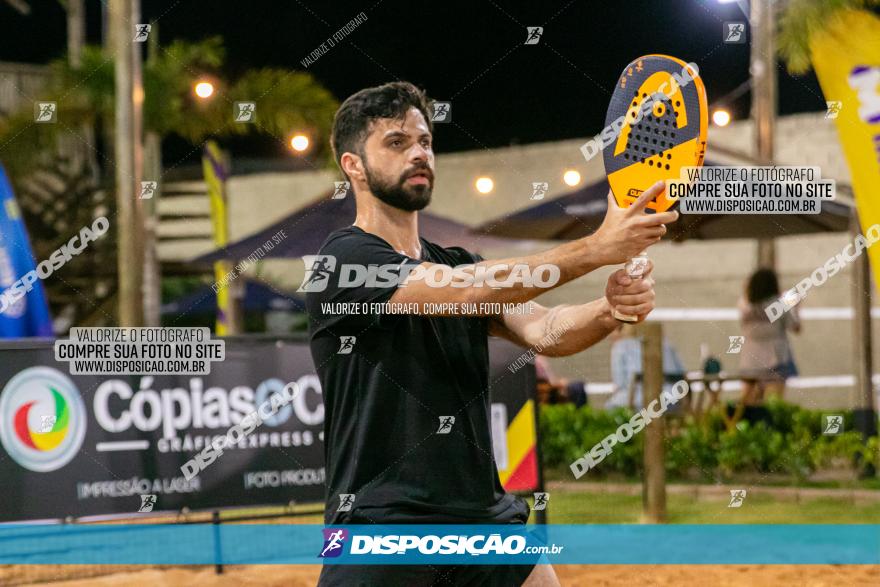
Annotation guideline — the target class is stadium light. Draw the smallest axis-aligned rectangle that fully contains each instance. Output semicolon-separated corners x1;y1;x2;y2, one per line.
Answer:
475;176;494;194
290;134;310;153
194;81;215;99
563;169;581;187
712;109;731;127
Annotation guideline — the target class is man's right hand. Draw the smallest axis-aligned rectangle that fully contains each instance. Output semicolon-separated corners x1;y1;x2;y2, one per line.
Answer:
589;180;679;265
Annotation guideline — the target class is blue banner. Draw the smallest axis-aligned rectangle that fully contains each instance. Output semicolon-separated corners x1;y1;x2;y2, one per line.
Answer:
0;524;877;565
0;163;53;338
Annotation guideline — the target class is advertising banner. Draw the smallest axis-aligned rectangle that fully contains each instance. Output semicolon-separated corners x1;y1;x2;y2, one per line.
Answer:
202;141;235;335
0;337;536;521
809;9;880;289
1;524;877;565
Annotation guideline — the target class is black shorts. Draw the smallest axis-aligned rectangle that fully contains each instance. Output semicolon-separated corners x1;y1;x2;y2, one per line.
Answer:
317;563;536;586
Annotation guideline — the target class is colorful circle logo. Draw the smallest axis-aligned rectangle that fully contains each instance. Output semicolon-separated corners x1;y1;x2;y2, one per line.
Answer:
0;367;86;472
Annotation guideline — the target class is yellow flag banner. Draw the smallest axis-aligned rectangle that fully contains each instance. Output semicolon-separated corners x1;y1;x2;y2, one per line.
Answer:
809;9;880;289
202;140;233;335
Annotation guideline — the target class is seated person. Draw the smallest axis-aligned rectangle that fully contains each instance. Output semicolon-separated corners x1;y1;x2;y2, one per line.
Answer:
607;323;686;409
535;355;587;407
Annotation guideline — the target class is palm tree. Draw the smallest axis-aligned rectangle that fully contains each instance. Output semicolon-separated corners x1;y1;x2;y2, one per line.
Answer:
0;37;338;178
0;36;338;327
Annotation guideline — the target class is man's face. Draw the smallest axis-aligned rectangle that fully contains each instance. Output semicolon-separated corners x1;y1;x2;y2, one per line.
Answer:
359;107;434;211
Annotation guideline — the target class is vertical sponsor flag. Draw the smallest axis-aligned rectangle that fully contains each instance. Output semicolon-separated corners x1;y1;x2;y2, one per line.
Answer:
0;163;53;338
493;399;539;492
202;141;233;335
809;9;880;289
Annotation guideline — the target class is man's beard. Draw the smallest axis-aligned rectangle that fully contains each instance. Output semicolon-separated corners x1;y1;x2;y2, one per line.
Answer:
364;161;433;212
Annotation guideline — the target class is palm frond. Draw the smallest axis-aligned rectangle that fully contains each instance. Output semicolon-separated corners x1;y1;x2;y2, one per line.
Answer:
223;69;339;152
778;0;880;74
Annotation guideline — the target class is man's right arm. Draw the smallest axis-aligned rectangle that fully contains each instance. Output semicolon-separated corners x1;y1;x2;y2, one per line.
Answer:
392;181;677;314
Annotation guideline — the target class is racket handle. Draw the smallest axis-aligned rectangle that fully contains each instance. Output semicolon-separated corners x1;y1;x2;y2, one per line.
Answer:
612;251;649;323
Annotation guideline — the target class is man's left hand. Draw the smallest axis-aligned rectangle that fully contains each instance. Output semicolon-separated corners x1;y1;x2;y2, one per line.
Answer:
605;260;656;322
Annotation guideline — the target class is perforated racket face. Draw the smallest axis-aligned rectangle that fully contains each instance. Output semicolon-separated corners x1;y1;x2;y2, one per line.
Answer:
603;54;707;212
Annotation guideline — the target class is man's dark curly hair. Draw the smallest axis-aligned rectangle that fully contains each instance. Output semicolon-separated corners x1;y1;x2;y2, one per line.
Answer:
331;82;433;171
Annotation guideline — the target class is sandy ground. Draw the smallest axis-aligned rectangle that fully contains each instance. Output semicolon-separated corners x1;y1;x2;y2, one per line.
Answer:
11;564;880;587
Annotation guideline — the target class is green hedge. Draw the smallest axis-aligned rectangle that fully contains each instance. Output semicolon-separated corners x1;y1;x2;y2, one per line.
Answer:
539;400;879;481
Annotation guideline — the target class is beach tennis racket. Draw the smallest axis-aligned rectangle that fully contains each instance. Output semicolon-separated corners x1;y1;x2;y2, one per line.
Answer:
603;54;707;321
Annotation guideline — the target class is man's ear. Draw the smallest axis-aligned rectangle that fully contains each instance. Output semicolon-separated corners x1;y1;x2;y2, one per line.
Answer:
340;152;365;182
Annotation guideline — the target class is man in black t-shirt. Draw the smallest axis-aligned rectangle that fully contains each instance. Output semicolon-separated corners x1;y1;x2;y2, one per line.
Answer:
307;82;677;587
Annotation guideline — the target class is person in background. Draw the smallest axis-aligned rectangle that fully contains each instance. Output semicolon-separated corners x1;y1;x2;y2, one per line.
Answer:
738;268;801;405
534;355;587;407
608;323;686;409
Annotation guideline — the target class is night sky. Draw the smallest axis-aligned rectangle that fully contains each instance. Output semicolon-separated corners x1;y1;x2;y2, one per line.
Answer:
1;0;825;164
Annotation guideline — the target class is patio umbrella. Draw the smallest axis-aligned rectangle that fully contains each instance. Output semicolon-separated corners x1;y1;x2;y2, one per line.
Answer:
160;277;304;316
192;188;519;264
474;160;852;242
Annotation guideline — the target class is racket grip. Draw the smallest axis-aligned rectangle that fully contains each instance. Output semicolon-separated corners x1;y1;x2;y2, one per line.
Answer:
612;251;649;323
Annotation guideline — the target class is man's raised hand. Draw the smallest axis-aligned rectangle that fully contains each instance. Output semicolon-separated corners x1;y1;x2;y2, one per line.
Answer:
589;181;679;265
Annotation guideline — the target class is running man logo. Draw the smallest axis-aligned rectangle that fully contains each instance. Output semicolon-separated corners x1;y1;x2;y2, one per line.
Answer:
431;102;451;123
530;182;549;200
332;181;350;199
625;255;649;278
532;492;549;511
138;494;157;513
298;255;337;292
337;336;356;355
524;27;543;45
726;336;744;354
437;416;455;434
34;102;57;123
823;414;844;435
139;181;158;200
723;22;746;44
319;528;349;558
728;489;747;508
825;101;843;119
39;415;56;433
234;102;256;123
133;24;151;42
337;494;355;512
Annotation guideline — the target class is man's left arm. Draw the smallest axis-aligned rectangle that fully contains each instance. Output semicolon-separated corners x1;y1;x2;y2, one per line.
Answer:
488;263;656;357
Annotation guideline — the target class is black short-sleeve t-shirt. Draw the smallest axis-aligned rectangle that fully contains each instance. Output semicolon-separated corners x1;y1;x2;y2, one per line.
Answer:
306;226;528;525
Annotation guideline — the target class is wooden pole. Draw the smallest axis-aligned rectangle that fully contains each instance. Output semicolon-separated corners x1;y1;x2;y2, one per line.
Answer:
142;25;162;327
751;0;777;271
143;130;162;326
639;321;666;523
67;0;101;184
67;0;85;68
757;239;776;270
111;0;145;326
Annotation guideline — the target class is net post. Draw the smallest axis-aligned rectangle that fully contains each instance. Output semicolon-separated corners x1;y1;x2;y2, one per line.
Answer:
213;510;224;574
